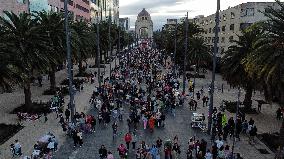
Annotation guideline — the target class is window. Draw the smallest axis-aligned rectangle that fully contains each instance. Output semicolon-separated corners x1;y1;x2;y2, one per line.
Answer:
221;37;225;43
76;4;89;13
82;0;90;5
223;15;226;21
145;17;147;20
231;12;235;19
17;0;26;4
230;24;234;31
222;26;226;32
247;8;255;16
229;36;234;42
208;37;211;43
209;28;212;33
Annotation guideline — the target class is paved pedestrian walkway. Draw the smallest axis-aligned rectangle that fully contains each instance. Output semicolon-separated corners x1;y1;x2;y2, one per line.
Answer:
0;53;281;159
0;58;115;158
188;69;282;159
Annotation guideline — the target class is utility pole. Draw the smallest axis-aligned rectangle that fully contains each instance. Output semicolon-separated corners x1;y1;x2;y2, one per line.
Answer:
108;8;112;78
208;0;220;136
117;27;120;66
96;15;101;88
173;19;177;77
64;0;75;123
183;12;188;95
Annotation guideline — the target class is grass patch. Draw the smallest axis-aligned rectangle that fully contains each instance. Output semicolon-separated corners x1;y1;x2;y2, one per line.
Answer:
0;124;24;145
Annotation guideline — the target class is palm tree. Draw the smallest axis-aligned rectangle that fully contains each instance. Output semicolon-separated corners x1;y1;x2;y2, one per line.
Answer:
244;0;284;104
221;24;263;111
0;11;49;109
71;21;93;75
33;11;65;92
243;0;284;150
188;36;211;73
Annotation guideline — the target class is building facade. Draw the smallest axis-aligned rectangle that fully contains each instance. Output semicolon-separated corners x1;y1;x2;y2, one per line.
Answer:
0;0;28;17
90;0;119;24
119;17;129;31
135;8;153;39
194;2;281;57
48;0;91;21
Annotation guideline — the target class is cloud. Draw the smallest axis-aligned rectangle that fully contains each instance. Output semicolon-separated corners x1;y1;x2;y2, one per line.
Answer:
120;0;277;30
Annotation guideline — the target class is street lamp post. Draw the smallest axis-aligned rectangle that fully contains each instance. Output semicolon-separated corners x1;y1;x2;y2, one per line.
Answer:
208;0;220;136
173;19;177;77
108;9;112;78
183;12;189;95
193;65;196;99
96;15;101;88
117;27;120;66
64;0;75;123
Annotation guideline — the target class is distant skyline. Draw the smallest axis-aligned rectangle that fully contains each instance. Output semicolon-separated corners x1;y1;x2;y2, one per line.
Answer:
119;0;277;30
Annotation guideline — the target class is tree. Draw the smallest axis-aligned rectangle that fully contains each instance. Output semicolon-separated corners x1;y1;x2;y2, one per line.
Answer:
244;0;284;104
221;24;263;110
188;36;211;73
0;11;49;109
71;21;94;75
242;0;284;151
34;11;65;92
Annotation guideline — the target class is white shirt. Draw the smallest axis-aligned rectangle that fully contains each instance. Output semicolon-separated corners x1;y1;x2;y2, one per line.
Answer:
215;139;224;149
205;152;212;159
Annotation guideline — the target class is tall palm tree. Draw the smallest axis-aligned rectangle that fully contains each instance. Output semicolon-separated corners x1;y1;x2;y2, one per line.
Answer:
243;0;284;150
33;11;65;92
71;21;93;75
221;24;263;110
188;36;211;72
244;0;284;104
0;11;49;109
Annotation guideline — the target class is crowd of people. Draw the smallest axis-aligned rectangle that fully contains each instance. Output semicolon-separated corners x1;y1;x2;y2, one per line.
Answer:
10;47;280;159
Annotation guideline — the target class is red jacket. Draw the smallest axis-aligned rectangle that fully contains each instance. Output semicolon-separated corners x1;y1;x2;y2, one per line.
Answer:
124;134;132;142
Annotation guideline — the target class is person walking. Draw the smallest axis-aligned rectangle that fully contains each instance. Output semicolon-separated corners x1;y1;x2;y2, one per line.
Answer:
65;109;70;122
112;122;118;140
124;132;132;150
99;145;108;159
107;151;114;159
132;133;138;150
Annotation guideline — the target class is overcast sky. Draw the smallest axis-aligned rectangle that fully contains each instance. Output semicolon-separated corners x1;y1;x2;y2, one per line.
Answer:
119;0;277;30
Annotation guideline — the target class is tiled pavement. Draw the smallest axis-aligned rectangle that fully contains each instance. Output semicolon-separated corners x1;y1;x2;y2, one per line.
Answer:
0;56;281;159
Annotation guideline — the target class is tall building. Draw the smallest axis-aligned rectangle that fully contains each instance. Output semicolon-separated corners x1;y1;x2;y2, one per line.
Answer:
48;0;91;21
0;0;28;17
119;17;129;31
194;2;281;57
1;0;92;22
89;0;119;24
135;8;153;39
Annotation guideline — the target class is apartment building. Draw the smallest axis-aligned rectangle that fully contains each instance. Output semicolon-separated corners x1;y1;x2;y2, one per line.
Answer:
0;0;119;24
90;0;119;24
0;0;28;17
48;0;91;21
194;2;281;57
119;17;129;31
